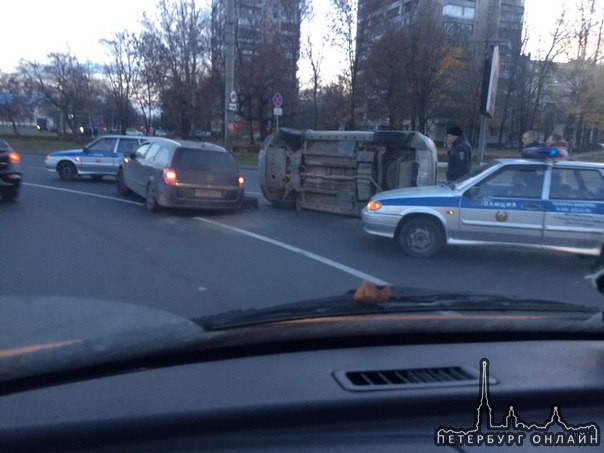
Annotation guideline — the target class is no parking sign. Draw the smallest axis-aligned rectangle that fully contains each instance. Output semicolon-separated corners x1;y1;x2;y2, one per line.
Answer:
273;92;283;119
272;92;283;108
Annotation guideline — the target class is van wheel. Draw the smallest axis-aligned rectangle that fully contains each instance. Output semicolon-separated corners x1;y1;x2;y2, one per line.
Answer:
277;128;303;148
398;218;444;258
146;183;159;212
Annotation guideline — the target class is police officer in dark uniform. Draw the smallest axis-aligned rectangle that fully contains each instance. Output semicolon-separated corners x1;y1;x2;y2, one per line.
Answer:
521;130;542;151
446;125;472;182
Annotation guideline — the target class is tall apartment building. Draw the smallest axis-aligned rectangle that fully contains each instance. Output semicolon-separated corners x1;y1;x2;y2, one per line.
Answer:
212;0;302;68
211;0;303;137
357;0;524;139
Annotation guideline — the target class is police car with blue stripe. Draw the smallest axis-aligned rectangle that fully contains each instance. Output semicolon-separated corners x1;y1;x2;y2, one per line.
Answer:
361;155;604;258
45;135;148;181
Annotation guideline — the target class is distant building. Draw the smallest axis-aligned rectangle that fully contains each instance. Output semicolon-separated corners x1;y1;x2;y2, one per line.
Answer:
211;0;303;138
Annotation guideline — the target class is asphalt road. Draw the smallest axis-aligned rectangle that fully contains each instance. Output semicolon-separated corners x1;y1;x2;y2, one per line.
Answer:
2;153;603;320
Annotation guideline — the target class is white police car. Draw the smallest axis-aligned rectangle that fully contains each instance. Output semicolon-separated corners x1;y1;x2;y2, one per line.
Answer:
362;158;604;258
45;135;148;181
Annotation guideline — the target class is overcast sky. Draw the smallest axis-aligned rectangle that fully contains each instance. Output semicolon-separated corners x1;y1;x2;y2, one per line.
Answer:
0;0;578;77
0;0;155;72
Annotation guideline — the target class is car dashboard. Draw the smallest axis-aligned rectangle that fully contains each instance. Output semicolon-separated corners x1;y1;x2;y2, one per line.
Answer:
1;336;603;451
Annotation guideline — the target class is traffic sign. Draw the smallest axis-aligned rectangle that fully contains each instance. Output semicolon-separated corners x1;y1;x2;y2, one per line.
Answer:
273;108;283;116
273;92;283;108
229;90;237;103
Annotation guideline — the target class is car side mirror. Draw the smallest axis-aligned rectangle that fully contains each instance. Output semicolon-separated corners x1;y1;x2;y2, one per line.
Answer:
129;152;137;159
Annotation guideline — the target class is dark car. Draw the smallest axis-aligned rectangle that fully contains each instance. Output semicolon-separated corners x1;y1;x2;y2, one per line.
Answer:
0;139;22;202
116;138;244;212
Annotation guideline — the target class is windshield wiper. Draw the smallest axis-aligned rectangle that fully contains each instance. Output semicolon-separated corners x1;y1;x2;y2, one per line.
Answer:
198;286;600;331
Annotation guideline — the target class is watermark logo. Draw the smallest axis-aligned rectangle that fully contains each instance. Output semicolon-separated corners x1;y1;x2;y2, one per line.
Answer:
435;359;600;447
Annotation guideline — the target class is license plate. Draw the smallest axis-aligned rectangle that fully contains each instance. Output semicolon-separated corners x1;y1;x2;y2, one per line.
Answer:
194;189;222;198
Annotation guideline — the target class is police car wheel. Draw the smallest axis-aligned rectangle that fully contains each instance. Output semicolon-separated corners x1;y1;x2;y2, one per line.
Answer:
398;218;444;258
58;162;77;181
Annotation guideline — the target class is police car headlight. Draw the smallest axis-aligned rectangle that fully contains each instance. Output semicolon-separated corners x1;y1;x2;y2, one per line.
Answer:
367;201;383;211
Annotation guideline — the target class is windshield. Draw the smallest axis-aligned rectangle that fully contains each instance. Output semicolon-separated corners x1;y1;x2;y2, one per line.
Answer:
2;0;604;385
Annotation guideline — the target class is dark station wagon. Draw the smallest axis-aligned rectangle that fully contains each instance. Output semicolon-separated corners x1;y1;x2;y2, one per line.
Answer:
116;138;245;212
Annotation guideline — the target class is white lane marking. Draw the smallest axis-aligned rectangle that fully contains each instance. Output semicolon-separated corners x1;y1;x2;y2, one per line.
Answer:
23;183;145;206
24;181;388;285
193;216;391;286
245;191;262;197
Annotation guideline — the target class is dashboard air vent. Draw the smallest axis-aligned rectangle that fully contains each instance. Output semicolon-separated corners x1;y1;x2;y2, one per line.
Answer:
333;366;490;392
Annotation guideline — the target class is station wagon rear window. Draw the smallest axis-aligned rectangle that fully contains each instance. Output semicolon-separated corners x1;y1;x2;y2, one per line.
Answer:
172;149;235;171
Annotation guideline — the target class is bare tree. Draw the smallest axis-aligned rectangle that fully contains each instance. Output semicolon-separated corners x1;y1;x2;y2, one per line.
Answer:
558;0;604;150
300;1;326;130
403;6;458;132
306;35;323;129
141;0;211;138
20;53;95;137
504;5;570;148
528;10;570;131
318;77;350;129
329;0;359;129
360;25;409;129
101;31;139;134
280;0;310;125
359;3;458;132
0;73;31;136
133;31;167;133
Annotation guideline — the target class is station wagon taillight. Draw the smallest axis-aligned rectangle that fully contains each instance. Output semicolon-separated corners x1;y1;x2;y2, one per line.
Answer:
238;176;245;188
163;168;178;185
8;152;21;164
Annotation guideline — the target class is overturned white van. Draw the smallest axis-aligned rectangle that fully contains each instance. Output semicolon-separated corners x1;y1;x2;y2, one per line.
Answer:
258;128;438;216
